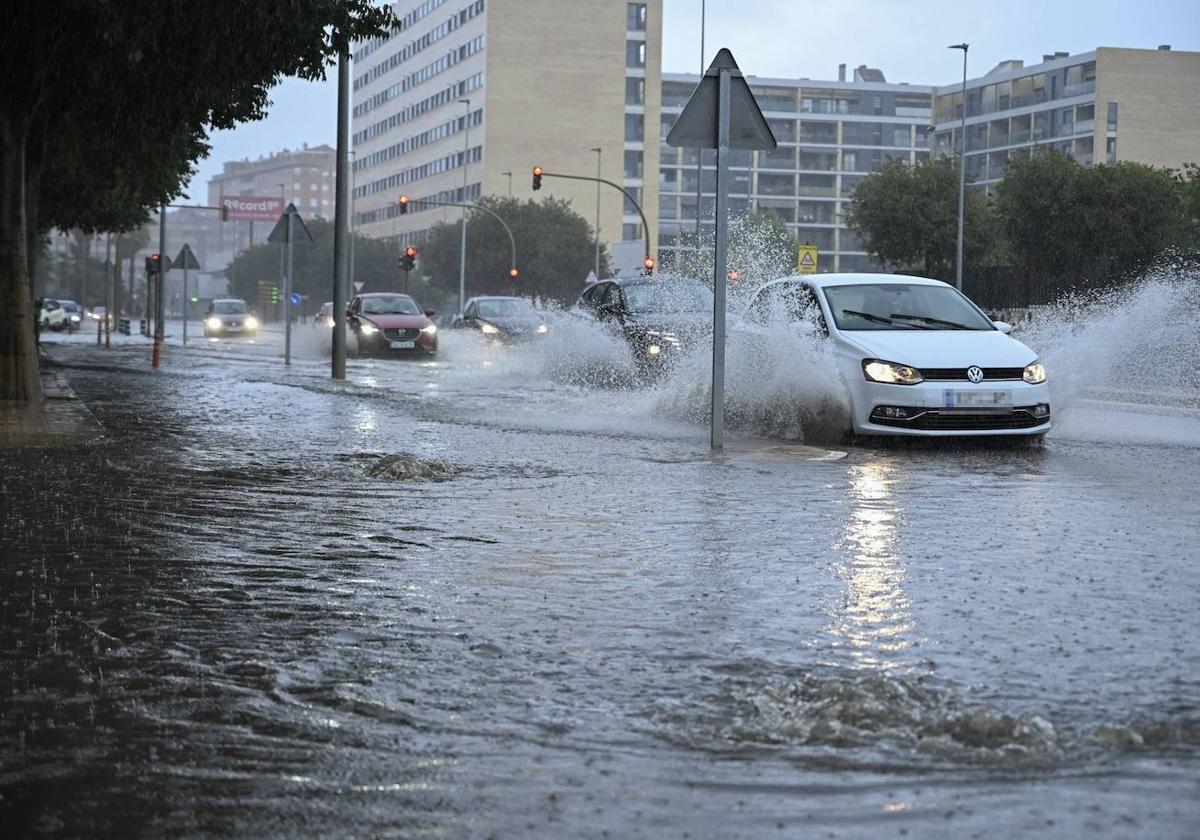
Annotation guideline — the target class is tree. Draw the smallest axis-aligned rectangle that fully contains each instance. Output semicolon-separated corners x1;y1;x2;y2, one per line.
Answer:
1;2;394;402
226;219;399;311
1172;162;1200;250
996;149;1179;289
419;196;610;308
845;156;998;280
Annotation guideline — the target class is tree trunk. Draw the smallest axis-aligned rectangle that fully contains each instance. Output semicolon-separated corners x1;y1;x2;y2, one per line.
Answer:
0;116;42;403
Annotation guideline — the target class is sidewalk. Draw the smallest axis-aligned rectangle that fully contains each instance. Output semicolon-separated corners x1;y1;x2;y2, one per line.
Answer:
0;366;104;448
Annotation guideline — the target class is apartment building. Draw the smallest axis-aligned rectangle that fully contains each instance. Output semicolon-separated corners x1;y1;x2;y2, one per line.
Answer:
351;0;662;261
931;46;1200;190
657;67;933;273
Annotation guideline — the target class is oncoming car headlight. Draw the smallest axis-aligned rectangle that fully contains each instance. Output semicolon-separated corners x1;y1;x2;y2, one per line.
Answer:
420;324;437;335
480;323;499;334
243;316;259;330
536;324;549;334
862;359;923;385
360;322;379;335
206;316;222;330
1023;361;1047;384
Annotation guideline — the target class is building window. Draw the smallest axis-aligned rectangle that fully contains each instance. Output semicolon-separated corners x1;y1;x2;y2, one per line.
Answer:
800;121;837;144
623;187;642;215
626;3;647;31
624;113;644;141
623;223;643;241
757;173;795;196
626;40;645;68
1107;102;1118;131
625;77;644;105
624;150;643;179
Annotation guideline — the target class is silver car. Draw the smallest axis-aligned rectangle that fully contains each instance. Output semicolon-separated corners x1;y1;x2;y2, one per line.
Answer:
204;298;259;338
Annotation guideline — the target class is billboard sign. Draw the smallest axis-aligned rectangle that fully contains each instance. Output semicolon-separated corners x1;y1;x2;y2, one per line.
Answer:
221;196;284;222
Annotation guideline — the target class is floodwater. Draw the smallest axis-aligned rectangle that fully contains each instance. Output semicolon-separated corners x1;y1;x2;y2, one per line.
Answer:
3;276;1200;838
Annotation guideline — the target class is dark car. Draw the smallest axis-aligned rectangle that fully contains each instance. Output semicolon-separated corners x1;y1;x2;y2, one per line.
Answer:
455;296;549;342
568;276;713;373
347;293;437;355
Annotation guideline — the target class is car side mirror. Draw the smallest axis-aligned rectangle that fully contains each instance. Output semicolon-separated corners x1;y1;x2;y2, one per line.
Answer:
993;320;1014;334
424;309;436;318
346;308;354;318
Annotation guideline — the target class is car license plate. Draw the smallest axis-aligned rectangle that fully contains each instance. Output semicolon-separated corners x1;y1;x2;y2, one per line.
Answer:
389;340;415;349
944;389;1011;409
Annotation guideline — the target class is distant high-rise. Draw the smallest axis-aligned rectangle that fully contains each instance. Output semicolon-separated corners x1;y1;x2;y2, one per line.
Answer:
351;0;663;268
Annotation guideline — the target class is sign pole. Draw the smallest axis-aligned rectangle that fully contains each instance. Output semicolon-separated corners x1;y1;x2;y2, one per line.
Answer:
285;210;294;366
711;67;731;450
152;204;166;368
332;49;351;380
182;265;189;346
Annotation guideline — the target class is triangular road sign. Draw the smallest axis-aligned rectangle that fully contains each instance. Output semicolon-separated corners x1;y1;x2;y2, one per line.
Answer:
267;203;315;244
172;243;201;271
666;48;776;151
353;281;365;292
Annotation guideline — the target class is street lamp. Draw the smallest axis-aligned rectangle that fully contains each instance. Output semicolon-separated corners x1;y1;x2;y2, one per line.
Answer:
501;170;512;197
590;147;601;278
458;97;471;315
949;43;969;291
695;0;706;247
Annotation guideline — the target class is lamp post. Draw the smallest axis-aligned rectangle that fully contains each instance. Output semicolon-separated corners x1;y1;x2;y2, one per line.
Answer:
695;0;706;246
949;43;969;291
590;147;602;278
501;170;512;197
457;97;471;315
278;182;285;322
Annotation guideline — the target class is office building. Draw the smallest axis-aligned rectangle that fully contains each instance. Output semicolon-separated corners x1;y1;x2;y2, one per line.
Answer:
351;0;662;268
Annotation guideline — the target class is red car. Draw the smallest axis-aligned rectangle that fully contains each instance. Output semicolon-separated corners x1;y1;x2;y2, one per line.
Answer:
347;293;438;356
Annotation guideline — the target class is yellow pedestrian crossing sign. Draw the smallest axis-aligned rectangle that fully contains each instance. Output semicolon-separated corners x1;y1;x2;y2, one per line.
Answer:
797;244;818;274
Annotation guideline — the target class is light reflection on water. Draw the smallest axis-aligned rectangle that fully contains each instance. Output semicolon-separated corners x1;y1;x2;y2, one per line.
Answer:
829;459;916;670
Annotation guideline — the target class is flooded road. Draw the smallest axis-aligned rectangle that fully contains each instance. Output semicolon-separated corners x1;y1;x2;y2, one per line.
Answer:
3;316;1200;838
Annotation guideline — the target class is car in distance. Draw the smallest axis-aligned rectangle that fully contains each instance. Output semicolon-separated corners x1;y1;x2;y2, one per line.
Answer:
455;296;549;342
733;274;1050;437
58;299;84;331
203;298;259;338
38;298;67;330
347;293;437;356
569;276;713;374
315;302;336;328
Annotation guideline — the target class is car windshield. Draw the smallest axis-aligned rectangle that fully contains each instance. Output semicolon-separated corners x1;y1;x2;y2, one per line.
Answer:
623;281;713;314
212;300;248;314
362;296;420;315
822;283;994;331
477;299;533;318
61;302;81;313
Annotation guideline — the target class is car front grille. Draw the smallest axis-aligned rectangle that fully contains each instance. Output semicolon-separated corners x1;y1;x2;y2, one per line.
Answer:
871;405;1049;431
383;328;420;341
920;367;1025;381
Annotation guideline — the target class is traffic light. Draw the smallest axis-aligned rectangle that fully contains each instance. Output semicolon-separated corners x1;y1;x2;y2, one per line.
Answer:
398;194;410;214
220;205;230;222
144;253;170;275
400;246;417;271
643;256;655;276
727;269;740;283
532;166;543;191
270;285;280;305
508;267;519;279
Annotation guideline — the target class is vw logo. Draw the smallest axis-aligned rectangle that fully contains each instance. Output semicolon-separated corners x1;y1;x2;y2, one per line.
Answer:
967;366;984;383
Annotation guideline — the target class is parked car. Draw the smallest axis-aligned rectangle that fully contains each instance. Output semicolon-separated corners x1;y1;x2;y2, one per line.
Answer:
203;298;259;338
454;296;549;342
38;298;67;330
568;276;713;375
732;274;1050;437
347;293;437;356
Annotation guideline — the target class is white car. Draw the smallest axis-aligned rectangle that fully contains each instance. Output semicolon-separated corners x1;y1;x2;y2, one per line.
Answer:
204;298;259;338
734;274;1050;437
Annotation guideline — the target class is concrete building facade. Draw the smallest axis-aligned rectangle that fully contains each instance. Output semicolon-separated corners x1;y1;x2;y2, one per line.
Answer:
351;0;662;268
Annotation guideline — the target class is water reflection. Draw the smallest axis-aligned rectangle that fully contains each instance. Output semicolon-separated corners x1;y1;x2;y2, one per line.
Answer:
827;459;916;669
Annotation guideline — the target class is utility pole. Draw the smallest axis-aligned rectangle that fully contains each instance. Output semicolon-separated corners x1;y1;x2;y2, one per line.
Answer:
278;183;285;322
591;147;602;278
695;0;706;247
457;97;471;315
331;49;351;380
152;204;166;367
950;43;969;291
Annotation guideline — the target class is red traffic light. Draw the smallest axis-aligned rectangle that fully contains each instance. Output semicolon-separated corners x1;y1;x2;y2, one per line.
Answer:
398;194;410;214
727;269;740;282
508;267;519;279
405;246;417;258
643;256;655;275
532;166;543;191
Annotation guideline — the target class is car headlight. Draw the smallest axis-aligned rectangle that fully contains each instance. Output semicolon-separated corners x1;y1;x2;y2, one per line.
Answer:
480;323;499;334
536;324;549;334
244;316;259;330
647;344;662;356
206;317;222;330
360;322;379;335
863;359;923;385
1023;361;1046;384
70;315;81;322
420;324;437;335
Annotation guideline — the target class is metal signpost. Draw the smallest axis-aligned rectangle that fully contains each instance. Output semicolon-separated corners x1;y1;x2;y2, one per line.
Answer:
172;244;201;346
268;203;314;366
666;48;776;450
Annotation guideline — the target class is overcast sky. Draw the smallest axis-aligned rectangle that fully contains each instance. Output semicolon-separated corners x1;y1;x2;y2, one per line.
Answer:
184;0;1199;198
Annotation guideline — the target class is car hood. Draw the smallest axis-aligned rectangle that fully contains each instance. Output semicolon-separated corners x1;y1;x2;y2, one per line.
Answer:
361;314;430;329
837;328;1038;368
481;315;542;331
213;312;250;321
624;311;712;335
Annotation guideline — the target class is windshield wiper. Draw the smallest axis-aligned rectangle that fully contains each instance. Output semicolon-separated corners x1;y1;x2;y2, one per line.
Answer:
890;313;973;330
841;309;926;329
